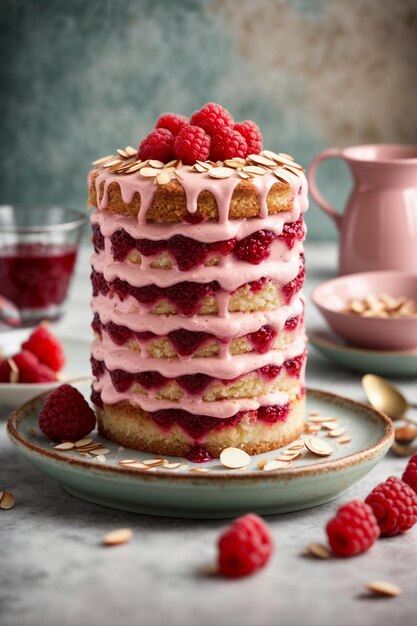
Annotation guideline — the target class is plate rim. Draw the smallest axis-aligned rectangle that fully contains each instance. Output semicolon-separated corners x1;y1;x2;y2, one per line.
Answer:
309;328;417;357
7;382;394;483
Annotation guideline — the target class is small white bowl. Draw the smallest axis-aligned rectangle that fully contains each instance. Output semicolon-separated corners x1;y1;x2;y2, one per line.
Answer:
0;331;91;409
312;271;417;351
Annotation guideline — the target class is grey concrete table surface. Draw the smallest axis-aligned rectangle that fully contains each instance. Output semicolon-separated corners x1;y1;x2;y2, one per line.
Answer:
1;242;416;626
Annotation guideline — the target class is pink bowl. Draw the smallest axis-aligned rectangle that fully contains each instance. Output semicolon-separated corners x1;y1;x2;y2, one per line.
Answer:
312;271;417;350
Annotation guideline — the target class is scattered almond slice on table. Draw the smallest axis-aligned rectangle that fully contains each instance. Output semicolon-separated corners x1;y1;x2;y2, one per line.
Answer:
103;528;133;546
0;491;15;510
366;581;401;597
54;442;75;451
304;438;334;457
263;459;292;472
306;543;332;559
220;447;251;469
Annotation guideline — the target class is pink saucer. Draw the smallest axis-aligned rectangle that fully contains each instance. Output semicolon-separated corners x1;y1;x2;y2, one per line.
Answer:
312;271;417;351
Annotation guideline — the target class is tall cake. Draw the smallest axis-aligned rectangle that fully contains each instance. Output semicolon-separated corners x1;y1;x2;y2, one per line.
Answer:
88;103;308;461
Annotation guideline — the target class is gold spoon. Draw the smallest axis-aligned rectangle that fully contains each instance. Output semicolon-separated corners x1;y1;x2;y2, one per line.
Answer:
362;374;417;429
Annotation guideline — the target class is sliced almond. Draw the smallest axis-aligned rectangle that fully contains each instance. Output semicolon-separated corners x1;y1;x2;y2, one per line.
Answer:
164;158;180;169
75;437;93;448
54;442;75;451
242;165;267;176
7;358;19;383
366;581;401;597
92;154;115;166
309;410;320;416
103;158;123;169
139;167;161;178
307;543;331;559
224;158;246;168
127;462;150;470
124;161;147;173
273;169;294;184
261;149;281;161
148;160;165;169
308;415;338;423
304;438;334;457
116;148;130;159
125;146;137;157
95;454;106;462
220;447;251;469
322;422;338;430
143;458;164;467
335;436;352;445
119;459;137;465
103;528;133;546
196;160;212;170
208;167;235;179
257;458;268;470
190;467;210;473
247;154;276;168
0;491;15;510
193;163;207;173
263;459;292;471
279;451;303;461
328;428;346;438
156;171;172;186
163;462;182;470
238;171;250;179
90;447;110;456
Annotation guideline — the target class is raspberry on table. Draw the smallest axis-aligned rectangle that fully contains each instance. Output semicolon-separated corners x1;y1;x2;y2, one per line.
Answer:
234;120;263;154
22;324;66;372
137;128;174;162
0;350;57;383
173;126;211;165
39;384;96;441
217;513;274;577
402;453;417;495
365;476;417;537
190;102;234;137
155;112;188;135
326;500;380;557
210;128;248;162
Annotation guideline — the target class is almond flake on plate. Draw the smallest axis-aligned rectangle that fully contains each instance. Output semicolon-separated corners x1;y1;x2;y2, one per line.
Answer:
54;442;75;451
328;428;347;438
304;438;334;457
366;581;401;597
103;528;133;546
190;467;210;473
308;415;338;423
143;458;164;467
75;437;93;448
307;543;331;559
263;459;292;471
220;447;251;469
0;491;15;510
208;167;235;179
335;436;352;445
89;447;110;456
322;422;338;430
95;454;106;462
257;458;268;469
163;462;182;470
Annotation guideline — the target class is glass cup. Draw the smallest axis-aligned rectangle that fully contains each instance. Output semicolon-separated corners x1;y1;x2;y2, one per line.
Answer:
0;206;87;326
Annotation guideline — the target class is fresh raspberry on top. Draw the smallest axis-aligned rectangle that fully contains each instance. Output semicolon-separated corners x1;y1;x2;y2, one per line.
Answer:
217;513;273;577
0;350;57;383
402;453;417;494
22;324;65;372
326;500;380;557
155;113;188;136
234;120;263;154
39;384;96;441
137;128;174;162
210;127;248;162
173;125;210;165
190;102;234;137
365;476;417;537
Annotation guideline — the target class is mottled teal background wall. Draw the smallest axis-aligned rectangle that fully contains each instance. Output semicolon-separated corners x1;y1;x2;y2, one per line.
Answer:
1;0;416;239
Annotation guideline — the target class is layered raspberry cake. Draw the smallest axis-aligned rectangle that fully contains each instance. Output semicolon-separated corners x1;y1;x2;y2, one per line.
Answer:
88;103;308;461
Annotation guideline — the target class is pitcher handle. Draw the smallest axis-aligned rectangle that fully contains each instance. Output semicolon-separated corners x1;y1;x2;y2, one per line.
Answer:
307;148;344;231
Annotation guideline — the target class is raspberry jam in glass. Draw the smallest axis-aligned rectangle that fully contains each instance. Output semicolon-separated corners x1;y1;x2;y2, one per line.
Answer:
0;243;77;310
0;206;87;325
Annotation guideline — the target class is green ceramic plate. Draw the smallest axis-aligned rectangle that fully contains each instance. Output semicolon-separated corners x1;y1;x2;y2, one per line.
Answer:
7;379;393;519
310;329;417;378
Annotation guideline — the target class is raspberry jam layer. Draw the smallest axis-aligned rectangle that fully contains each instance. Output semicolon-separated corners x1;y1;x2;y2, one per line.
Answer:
101;217;305;268
91;352;306;396
92;312;302;355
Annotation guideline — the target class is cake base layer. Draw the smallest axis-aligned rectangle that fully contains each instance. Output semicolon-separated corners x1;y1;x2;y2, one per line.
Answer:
95;394;305;458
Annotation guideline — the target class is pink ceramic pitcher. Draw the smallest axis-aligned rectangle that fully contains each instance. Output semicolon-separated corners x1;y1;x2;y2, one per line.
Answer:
308;144;417;274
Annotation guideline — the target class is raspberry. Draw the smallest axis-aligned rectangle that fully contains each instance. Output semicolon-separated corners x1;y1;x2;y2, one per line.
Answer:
168;329;212;356
257;403;289;423
22;324;65;372
0;350;56;383
105;321;132;345
111;229;135;262
402;453;417;494
155;112;188;135
365;476;417;537
92;223;105;252
178;373;212;395
326;500;380;557
233;230;276;264
39;384;96;441
90;356;104;379
234;121;263;154
210;128;248;162
248;325;277;354
90;389;103;409
259;364;281;380
173;126;210;165
137;128;174;162
109;369;133;393
190;102;234;137
168;235;208;270
218;513;273;578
